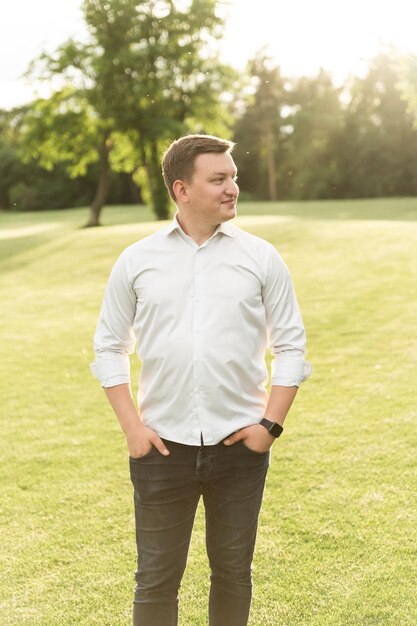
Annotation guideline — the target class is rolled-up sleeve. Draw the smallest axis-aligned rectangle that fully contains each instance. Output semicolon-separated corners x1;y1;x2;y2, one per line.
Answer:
90;252;136;388
262;244;312;387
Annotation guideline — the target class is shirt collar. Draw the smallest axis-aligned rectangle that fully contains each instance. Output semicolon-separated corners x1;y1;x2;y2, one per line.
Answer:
162;212;235;239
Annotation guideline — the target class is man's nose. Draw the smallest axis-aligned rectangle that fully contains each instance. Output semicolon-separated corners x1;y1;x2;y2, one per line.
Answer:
226;179;239;196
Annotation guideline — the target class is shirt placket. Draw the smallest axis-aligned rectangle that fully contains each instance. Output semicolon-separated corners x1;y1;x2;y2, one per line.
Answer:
192;244;203;431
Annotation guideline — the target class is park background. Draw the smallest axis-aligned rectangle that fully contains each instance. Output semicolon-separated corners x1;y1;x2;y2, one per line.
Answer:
1;1;416;624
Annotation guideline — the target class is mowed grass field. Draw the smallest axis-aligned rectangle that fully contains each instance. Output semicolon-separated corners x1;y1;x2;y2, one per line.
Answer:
1;198;416;625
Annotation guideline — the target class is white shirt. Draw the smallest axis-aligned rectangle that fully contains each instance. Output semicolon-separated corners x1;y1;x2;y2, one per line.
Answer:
90;214;311;445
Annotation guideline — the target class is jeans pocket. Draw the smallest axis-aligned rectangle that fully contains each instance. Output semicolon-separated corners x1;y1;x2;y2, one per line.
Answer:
129;446;155;462
239;440;269;456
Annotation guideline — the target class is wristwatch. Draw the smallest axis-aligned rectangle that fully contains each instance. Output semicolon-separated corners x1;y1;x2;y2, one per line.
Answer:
259;418;284;438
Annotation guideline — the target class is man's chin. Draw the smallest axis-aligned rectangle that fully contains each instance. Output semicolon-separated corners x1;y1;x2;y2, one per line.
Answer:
221;204;237;220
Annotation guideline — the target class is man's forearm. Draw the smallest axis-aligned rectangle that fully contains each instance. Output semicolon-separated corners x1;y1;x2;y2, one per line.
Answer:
104;383;144;437
264;385;298;426
224;385;298;451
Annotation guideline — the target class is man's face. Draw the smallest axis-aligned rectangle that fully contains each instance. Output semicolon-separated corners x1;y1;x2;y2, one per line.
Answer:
182;151;239;224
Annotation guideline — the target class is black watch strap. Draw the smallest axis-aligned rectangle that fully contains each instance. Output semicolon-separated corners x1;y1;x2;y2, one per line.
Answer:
259;418;284;438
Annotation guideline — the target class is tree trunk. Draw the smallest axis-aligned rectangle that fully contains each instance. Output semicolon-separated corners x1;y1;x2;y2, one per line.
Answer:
140;139;170;220
85;137;111;227
265;126;277;201
129;173;141;204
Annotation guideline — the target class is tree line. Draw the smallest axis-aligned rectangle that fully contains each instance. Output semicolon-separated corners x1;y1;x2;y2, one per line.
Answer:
1;0;417;226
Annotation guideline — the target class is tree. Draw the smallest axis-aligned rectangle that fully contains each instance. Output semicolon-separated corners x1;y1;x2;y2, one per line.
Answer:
83;0;234;219
397;52;417;121
26;27;129;226
0;109;25;209
339;52;417;198
285;69;344;199
26;0;234;224
233;53;288;200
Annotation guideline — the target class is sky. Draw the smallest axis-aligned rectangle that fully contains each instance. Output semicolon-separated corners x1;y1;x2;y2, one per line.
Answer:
1;0;417;109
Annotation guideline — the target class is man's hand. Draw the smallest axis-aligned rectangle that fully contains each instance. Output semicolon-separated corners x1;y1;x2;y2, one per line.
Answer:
223;423;275;453
103;384;170;459
127;425;170;459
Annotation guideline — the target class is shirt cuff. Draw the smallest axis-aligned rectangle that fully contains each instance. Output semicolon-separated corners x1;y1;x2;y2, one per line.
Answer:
270;355;312;387
90;356;131;388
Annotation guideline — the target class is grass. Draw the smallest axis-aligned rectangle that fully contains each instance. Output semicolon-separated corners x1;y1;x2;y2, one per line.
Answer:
1;198;416;625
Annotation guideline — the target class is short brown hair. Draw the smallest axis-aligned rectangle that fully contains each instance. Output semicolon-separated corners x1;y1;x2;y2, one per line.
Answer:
162;134;235;201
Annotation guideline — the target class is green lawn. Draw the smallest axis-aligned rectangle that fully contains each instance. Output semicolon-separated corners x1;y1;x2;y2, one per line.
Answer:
1;199;416;625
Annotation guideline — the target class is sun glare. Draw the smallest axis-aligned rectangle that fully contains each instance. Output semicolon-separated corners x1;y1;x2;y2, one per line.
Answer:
222;0;417;80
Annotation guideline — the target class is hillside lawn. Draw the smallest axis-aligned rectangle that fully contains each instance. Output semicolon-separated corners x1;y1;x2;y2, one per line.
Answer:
0;198;416;625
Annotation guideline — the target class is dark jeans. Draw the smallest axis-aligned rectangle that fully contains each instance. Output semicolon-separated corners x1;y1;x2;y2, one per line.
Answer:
129;437;270;626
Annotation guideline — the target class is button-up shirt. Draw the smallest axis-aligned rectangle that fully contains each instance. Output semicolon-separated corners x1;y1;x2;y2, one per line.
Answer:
90;214;311;445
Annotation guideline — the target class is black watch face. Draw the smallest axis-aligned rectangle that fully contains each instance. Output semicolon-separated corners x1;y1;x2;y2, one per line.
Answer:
270;422;283;437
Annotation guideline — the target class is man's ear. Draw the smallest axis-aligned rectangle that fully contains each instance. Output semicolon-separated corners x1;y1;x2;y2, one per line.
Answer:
172;179;189;203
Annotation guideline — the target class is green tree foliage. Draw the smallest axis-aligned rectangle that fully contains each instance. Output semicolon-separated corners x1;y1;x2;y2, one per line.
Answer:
0;106;87;211
0;105;138;212
19;89;100;177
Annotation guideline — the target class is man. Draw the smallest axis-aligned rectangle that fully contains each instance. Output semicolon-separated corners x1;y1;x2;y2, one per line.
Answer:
90;134;311;626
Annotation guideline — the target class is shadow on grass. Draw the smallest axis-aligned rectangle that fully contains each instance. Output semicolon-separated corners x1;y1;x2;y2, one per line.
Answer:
0;205;154;270
0;231;80;272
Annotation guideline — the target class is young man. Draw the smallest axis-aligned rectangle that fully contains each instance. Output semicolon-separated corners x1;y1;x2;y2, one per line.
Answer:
90;134;311;626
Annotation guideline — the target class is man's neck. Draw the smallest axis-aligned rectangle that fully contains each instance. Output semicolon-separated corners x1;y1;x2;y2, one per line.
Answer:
176;213;218;246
